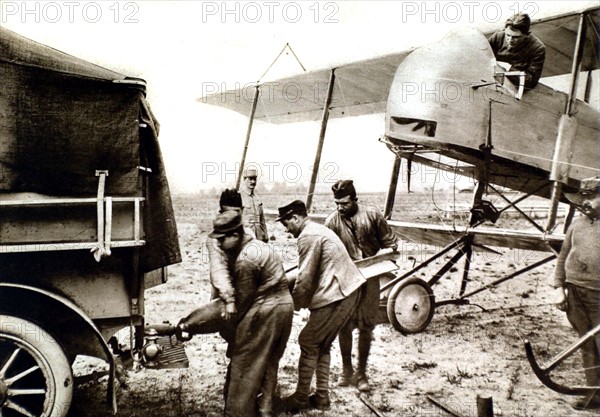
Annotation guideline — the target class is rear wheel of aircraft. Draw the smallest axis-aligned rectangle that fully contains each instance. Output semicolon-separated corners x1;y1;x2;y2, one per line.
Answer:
386;278;435;334
0;315;73;417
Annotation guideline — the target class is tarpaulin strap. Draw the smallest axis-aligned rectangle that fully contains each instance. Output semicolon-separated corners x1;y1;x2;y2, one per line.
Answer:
105;196;113;256
134;198;141;245
92;170;109;262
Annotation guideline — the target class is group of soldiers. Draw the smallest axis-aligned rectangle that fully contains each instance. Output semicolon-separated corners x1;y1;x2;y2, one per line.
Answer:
202;167;398;417
198;163;600;417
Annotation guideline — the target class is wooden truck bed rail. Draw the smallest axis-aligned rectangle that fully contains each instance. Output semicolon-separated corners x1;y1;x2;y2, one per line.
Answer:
0;195;145;255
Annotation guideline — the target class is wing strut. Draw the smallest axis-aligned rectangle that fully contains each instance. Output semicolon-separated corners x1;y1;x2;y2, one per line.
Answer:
406;157;413;194
306;69;336;211
236;85;260;189
383;155;401;219
546;11;588;231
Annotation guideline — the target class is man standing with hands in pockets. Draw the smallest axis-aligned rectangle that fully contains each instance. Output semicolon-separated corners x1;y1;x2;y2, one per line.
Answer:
553;176;600;411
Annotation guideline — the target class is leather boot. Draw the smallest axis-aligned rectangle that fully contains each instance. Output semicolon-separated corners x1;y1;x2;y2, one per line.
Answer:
338;323;354;387
338;366;354;387
356;330;372;392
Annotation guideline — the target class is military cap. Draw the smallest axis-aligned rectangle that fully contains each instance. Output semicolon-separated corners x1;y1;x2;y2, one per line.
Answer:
209;211;243;238
276;200;307;221
580;176;600;195
219;188;242;208
331;179;356;199
243;166;258;178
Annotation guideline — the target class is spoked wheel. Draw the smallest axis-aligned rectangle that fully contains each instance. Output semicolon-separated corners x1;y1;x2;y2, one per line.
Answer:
0;315;73;417
386;278;435;334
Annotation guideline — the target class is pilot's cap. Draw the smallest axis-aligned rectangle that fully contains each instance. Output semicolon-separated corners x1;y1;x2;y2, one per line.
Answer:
209;211;243;238
243;166;258;178
276;200;307;222
332;180;356;199
580;176;600;195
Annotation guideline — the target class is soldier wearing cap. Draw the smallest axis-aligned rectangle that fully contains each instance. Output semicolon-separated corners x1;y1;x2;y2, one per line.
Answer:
208;189;245;324
325;179;398;391
276;200;365;411
488;12;546;88
239;166;269;242
553;176;600;410
209;210;293;417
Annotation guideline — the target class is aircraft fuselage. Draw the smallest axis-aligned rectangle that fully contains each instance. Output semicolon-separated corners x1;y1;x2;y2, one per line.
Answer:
385;28;599;197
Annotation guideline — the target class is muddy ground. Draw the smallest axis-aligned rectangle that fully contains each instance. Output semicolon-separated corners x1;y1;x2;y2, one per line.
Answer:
70;192;595;417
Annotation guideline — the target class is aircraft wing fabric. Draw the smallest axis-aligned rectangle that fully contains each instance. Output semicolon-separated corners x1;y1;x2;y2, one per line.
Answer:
388;221;564;253
199;7;599;125
200;52;411;124
531;7;599;78
264;210;564;253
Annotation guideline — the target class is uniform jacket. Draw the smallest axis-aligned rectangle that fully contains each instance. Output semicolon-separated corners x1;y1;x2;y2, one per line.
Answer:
488;31;546;88
207;236;236;304
225;234;293;417
294;220;366;310
554;216;600;291
325;203;397;260
240;185;268;242
233;235;293;317
207;224;256;305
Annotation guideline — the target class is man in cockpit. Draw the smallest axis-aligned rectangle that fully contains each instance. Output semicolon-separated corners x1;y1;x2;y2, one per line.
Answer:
488;13;546;89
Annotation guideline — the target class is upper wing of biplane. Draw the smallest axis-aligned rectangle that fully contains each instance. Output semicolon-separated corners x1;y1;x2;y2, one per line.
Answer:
534;6;599;78
200;51;412;124
199;6;599;124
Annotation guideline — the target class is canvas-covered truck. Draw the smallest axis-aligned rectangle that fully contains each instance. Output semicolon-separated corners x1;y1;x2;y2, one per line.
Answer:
0;27;183;417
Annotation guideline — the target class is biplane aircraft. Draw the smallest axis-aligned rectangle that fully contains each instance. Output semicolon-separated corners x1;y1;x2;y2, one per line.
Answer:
200;5;600;396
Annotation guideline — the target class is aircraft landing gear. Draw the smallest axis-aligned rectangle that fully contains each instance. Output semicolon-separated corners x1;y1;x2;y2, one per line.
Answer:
386;278;435;334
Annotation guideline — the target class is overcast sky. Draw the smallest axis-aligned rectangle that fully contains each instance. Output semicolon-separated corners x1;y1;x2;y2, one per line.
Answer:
2;0;597;193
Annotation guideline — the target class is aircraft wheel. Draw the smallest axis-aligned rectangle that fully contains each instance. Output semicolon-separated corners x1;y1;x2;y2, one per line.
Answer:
0;315;73;417
386;278;435;334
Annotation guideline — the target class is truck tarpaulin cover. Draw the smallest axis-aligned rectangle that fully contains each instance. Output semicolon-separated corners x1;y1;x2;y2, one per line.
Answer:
0;27;181;272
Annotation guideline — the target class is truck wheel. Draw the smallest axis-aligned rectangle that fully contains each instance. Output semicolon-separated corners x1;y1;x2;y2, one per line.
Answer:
386;278;435;334
0;315;73;417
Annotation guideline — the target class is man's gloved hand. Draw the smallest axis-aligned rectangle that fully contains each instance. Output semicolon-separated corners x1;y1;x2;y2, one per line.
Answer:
553;287;568;312
222;302;237;320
